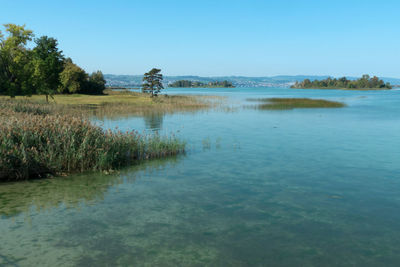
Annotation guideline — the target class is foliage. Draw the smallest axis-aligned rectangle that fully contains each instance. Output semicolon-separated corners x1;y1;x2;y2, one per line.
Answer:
169;80;234;88
142;68;164;97
0;100;185;181
59;58;88;93
32;36;64;101
0;24;35;97
291;75;392;90
0;24;106;99
86;70;106;94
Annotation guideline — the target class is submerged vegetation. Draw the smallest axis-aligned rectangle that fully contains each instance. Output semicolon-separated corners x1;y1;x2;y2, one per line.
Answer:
169;80;235;88
0;157;179;217
291;75;392;90
248;98;346;110
0;100;186;181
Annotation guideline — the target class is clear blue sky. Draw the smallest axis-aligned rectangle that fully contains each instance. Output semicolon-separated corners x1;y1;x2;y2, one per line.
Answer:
1;0;399;77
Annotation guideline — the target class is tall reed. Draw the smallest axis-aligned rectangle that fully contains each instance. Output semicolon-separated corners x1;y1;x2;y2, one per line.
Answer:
0;101;185;181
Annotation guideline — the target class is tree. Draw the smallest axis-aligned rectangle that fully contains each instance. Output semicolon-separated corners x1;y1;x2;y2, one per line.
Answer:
59;59;88;94
86;70;106;94
0;30;5;94
142;68;164;97
291;75;391;89
32;36;64;102
0;24;34;97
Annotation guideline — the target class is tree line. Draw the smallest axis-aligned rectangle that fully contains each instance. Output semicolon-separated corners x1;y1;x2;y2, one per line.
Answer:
169;80;234;88
291;75;392;89
0;24;106;101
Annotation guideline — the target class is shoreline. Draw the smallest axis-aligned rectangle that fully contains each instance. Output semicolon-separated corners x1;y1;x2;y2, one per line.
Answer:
0;91;221;181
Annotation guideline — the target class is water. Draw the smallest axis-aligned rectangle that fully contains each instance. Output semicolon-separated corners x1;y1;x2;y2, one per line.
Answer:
1;87;400;266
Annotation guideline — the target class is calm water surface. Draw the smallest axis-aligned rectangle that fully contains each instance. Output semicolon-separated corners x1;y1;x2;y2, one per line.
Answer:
1;87;400;266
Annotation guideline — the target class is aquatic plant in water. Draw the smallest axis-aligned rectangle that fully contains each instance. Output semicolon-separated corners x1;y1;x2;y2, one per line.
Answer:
0;101;185;181
247;98;345;110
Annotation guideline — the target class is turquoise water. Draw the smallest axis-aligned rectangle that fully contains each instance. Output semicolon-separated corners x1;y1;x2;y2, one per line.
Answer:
1;87;400;266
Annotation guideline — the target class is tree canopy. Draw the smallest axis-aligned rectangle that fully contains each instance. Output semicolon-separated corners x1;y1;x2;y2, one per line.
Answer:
142;68;164;97
169;80;234;88
291;75;392;90
59;59;88;94
0;24;34;97
0;24;106;100
32;36;64;101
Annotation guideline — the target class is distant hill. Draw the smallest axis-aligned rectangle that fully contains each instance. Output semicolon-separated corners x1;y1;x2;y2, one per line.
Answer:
104;74;400;88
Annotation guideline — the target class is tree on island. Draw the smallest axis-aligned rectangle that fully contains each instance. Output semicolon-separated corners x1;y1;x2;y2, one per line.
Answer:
142;68;164;97
291;75;392;89
169;79;234;88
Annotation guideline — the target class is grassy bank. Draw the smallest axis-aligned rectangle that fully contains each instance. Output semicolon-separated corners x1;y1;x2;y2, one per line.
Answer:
247;98;346;110
0;90;221;118
0;100;185;181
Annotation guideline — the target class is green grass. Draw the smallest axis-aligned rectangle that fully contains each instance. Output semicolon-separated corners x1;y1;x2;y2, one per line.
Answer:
0;90;220;117
247;98;346;110
0;90;226;120
0;100;185;181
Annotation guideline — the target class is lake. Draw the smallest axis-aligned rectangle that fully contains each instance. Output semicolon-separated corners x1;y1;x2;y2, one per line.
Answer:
1;87;400;266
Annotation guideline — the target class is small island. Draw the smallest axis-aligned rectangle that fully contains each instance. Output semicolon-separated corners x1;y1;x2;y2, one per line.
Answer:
169;80;235;88
291;75;392;90
247;98;345;110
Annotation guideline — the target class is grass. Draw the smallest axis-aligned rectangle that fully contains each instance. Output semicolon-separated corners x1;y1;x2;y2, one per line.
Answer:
0;99;186;181
0;89;222;118
247;98;346;110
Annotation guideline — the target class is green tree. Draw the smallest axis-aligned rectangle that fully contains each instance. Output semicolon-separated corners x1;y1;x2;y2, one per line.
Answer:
292;75;391;89
0;30;5;94
32;36;64;102
0;24;34;97
59;59;88;94
86;70;106;94
142;68;164;97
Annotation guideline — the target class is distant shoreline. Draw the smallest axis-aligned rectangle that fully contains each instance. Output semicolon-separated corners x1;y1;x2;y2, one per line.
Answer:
292;87;392;91
168;86;235;89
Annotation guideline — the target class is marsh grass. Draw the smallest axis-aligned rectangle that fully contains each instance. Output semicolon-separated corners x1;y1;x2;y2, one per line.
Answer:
0;90;224;119
0;100;185;181
247;98;346;110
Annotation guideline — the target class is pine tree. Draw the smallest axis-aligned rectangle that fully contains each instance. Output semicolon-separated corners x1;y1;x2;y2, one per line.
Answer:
142;68;164;97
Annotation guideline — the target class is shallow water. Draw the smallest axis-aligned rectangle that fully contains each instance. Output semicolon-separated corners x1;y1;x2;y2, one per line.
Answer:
1;87;400;266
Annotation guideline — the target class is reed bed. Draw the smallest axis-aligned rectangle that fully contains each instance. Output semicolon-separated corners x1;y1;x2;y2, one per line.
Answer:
0;101;185;181
247;98;346;110
0;91;225;119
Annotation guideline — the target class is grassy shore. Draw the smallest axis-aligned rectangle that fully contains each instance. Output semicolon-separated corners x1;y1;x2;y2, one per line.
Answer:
0;90;220;118
0;94;190;181
247;98;346;110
